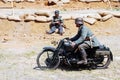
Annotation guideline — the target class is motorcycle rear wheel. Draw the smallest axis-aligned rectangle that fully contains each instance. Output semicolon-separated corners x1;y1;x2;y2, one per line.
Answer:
96;54;111;69
37;50;60;70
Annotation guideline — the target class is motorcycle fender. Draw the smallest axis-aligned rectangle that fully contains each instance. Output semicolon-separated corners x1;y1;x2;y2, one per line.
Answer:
96;50;110;55
96;50;113;61
43;47;56;51
110;51;113;61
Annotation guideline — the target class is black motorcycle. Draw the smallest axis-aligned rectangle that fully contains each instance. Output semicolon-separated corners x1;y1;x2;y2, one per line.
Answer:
36;38;113;70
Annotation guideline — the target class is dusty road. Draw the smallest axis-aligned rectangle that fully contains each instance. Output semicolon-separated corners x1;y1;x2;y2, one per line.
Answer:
0;36;120;80
0;17;120;80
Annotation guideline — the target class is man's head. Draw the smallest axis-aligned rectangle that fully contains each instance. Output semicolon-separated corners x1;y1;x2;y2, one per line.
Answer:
54;10;59;17
75;18;84;27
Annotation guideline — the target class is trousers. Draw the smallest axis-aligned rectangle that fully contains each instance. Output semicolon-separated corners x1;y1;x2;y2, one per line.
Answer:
48;25;64;34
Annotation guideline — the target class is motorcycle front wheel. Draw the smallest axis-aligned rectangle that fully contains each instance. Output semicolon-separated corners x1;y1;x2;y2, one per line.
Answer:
37;49;60;70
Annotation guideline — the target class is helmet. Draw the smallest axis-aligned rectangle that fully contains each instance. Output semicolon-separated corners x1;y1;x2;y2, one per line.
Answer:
55;10;59;15
75;17;84;25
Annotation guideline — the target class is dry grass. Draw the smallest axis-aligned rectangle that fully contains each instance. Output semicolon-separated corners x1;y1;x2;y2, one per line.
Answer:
0;49;120;80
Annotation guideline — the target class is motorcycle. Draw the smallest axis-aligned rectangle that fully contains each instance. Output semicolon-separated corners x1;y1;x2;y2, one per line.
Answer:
36;38;113;70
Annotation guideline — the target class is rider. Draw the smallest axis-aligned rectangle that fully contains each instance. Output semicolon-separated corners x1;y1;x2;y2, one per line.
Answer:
70;17;100;64
46;10;64;35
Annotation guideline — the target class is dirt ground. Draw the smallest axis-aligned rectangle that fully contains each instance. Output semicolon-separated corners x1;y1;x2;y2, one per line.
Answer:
0;17;120;80
0;1;120;80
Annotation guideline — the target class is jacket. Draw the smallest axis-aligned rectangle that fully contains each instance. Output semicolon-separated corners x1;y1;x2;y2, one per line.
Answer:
70;25;100;47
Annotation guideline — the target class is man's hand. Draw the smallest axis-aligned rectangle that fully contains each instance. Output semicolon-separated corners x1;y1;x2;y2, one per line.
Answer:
53;21;60;25
71;42;76;48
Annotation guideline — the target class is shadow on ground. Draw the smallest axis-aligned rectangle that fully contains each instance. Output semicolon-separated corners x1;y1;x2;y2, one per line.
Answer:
33;63;107;71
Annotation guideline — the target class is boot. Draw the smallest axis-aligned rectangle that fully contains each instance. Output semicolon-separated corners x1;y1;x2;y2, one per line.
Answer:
46;30;54;34
77;48;87;64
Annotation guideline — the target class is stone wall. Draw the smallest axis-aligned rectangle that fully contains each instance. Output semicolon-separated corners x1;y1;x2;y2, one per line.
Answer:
0;9;120;25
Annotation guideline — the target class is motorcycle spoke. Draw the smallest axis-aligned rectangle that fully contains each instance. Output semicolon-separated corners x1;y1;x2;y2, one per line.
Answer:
47;51;50;59
37;50;60;70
